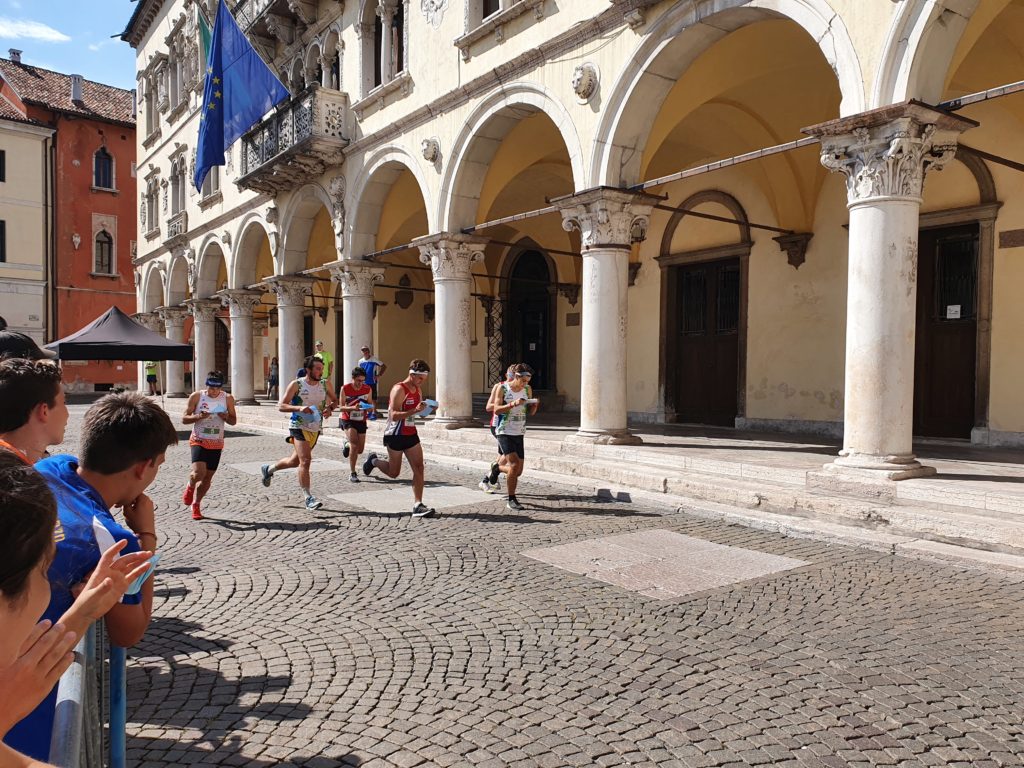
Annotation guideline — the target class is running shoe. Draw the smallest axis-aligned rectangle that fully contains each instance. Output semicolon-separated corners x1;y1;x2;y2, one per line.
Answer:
349;472;360;483
191;503;203;520
478;477;493;493
305;495;324;511
506;497;525;511
363;452;378;476
488;461;501;485
411;503;436;518
260;464;273;487
182;484;195;505
342;441;350;458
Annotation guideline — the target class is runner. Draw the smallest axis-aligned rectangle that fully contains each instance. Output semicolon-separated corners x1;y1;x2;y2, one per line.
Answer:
339;366;374;483
181;370;236;520
481;365;516;493
260;355;337;510
362;359;435;517
480;363;539;510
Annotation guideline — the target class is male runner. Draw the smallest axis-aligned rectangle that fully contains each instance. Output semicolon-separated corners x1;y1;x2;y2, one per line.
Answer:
181;370;236;520
339;366;374;483
260;355;337;510
480;363;539;510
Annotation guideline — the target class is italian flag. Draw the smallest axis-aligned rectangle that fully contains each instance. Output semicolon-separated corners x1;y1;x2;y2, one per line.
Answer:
198;7;212;68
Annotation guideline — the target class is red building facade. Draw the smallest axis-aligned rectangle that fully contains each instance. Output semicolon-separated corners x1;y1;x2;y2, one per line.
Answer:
0;52;137;391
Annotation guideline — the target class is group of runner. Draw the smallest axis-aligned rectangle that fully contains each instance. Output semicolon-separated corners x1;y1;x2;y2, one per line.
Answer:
182;347;539;518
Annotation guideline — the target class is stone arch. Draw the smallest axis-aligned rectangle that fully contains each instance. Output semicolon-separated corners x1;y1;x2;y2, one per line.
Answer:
280;182;335;274
592;0;864;188
320;27;342;89
659;190;753;255
348;145;433;257
956;149;997;205
196;235;228;298
304;41;322;85
440;83;585;232
232;212;276;288
141;263;165;313
166;253;190;306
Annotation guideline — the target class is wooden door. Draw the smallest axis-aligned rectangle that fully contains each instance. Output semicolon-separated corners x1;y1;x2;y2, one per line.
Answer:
913;224;979;439
674;259;740;425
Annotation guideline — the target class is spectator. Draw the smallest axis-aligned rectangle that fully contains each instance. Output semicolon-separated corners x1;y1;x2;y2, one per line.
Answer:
313;340;334;380
357;345;387;404
0;331;57;362
0;316;7;331
144;360;159;396
267;356;279;400
0;359;68;464
3;392;176;762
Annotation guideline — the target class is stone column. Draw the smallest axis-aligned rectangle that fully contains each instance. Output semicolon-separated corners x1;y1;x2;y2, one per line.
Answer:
319;54;333;88
376;0;396;84
807;103;976;479
133;312;163;391
253;317;269;398
221;290;264;405
157;306;188;397
186;299;221;392
553;187;660;445
414;233;488;427
327;259;386;383
268;276;314;387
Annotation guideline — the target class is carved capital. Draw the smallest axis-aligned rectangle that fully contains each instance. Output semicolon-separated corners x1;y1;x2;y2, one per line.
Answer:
327;260;386;298
220;289;264;316
252;317;270;335
133;312;163;333
773;233;813;270
413;233;487;282
267;276;315;307
186;298;221;323
552;187;661;251
806;103;977;206
156;305;188;329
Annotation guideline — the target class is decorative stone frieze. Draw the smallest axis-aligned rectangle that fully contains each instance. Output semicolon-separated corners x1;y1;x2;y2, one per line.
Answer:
421;0;448;28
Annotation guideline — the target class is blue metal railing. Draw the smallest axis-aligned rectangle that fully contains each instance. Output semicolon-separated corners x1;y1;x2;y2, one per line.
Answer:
49;621;127;768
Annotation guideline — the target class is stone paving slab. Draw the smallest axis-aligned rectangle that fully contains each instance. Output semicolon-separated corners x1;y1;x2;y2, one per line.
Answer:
329;484;487;515
228;459;352;476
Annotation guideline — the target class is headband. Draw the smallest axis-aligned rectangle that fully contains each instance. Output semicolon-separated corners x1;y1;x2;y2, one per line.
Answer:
409;369;429;375
206;377;223;387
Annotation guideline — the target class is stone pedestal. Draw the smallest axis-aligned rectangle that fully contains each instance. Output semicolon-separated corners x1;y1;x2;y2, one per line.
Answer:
186;299;221;393
807;102;977;479
268;277;314;388
553;187;660;445
156;306;189;397
414;233;488;427
328;260;386;381
221;289;264;404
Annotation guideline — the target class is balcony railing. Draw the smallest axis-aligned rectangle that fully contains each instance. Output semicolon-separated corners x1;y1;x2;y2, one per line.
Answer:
233;0;275;30
165;210;188;245
238;85;349;195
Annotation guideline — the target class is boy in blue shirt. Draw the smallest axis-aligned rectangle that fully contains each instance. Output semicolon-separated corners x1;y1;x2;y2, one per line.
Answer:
3;392;177;762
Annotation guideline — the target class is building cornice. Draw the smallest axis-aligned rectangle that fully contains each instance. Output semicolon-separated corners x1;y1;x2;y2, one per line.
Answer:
122;0;170;48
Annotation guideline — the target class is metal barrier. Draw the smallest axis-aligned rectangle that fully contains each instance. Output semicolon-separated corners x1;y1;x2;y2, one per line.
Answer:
48;621;126;768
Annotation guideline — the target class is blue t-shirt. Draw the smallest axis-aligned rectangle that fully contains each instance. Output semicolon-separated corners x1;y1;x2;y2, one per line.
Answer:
358;358;381;386
3;455;142;762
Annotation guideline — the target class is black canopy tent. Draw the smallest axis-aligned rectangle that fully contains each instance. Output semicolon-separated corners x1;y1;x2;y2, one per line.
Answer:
45;306;192;361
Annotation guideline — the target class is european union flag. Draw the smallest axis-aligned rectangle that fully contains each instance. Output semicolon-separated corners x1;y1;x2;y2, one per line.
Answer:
194;0;289;191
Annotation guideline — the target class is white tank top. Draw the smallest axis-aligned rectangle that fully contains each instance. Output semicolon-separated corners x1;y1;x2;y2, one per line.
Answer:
190;390;227;448
494;382;528;436
288;377;327;433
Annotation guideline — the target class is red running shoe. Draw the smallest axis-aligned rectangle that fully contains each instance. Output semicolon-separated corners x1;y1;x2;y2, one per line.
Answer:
182;484;195;505
191;503;203;521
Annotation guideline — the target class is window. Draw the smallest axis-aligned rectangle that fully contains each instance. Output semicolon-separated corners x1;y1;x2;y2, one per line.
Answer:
201;165;219;199
0;220;5;262
170;158;185;215
94;147;113;189
94;230;113;274
0;150;5;182
364;0;406;94
144;80;157;134
482;0;500;18
144;178;159;232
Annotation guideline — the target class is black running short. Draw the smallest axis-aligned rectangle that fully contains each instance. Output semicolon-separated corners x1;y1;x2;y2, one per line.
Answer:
190;445;223;471
496;434;525;459
287;428;320;449
341;420;367;434
383;434;420;452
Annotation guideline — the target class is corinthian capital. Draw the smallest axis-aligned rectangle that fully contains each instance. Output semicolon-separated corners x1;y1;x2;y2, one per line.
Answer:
267;276;315;307
156;305;188;329
552;187;661;251
326;259;386;298
413;233;488;282
805;102;977;206
185;298;221;322
219;289;264;316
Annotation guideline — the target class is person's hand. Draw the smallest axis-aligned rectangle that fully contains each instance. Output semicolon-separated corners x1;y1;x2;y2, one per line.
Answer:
414;402;427;413
120;493;156;537
68;540;154;624
301;405;314;414
0;621;78;736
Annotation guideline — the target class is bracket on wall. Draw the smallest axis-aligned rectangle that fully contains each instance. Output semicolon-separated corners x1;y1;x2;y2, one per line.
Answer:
557;283;580;307
423;303;435;324
372;300;388;318
627;262;641;286
773;233;813;270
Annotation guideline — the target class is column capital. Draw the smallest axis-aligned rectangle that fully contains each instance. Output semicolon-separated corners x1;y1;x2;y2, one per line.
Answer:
551;187;662;251
326;259;387;297
252;317;270;334
218;289;264;316
156;305;188;328
265;276;316;307
185;298;221;322
804;101;977;206
133;312;163;334
413;233;488;282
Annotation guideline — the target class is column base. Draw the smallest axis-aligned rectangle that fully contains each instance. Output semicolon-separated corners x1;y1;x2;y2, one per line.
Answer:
235;398;260;406
165;392;188;399
825;451;936;481
428;417;479;430
566;429;643;446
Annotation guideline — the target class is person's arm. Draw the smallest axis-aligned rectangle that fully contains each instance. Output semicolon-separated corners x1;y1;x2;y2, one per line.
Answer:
388;385;425;419
485;383;503;414
0;621;78;739
104;495;156;648
377;360;387;377
58;540;153;638
222;394;238;426
277;380;306;413
181;392;204;425
0;741;56;767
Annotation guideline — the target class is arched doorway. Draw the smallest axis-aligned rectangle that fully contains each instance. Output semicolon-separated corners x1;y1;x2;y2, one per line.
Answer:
505;250;554;390
215;318;230;386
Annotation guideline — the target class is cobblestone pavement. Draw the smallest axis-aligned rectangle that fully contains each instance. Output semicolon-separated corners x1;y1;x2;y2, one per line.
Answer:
54;407;1024;767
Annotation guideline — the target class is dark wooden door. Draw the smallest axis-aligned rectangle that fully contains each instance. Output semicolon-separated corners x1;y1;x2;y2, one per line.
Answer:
674;259;740;425
507;251;553;389
913;224;978;439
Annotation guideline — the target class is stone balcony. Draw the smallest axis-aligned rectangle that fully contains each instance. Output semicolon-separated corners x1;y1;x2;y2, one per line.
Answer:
237;85;349;195
164;210;188;247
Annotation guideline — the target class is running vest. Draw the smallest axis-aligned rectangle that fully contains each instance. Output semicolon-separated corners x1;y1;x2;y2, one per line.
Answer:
189;390;228;449
492;382;529;436
341;382;373;422
384;382;421;436
288;377;327;433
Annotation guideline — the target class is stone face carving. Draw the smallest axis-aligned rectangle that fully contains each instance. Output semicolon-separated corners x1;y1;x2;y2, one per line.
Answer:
421;0;447;28
556;189;659;250
287;0;317;26
264;13;296;45
421;137;440;163
572;62;598;102
417;237;486;281
819;119;958;204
